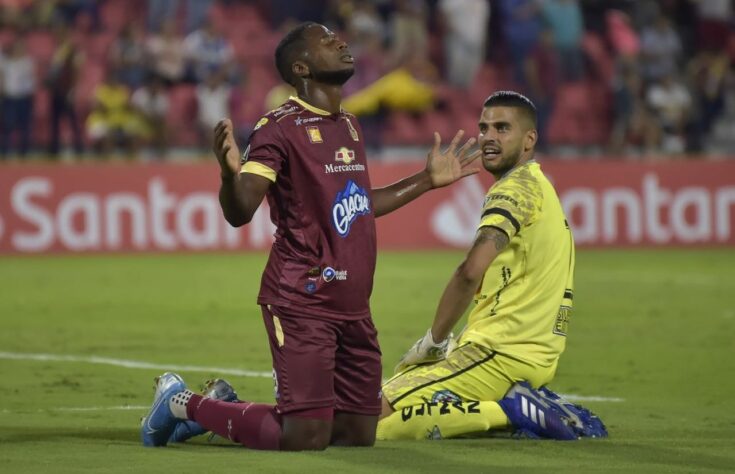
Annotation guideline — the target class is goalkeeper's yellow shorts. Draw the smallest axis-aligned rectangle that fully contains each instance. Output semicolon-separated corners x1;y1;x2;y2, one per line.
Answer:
382;342;557;409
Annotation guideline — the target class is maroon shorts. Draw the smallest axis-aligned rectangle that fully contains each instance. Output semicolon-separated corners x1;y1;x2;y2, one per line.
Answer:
261;304;382;417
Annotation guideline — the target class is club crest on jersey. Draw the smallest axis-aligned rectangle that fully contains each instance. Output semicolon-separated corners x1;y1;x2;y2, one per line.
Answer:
332;180;370;237
335;147;355;164
306;126;323;143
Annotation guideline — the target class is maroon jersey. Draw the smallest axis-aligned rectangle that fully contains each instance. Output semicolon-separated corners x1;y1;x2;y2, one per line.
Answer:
241;97;376;320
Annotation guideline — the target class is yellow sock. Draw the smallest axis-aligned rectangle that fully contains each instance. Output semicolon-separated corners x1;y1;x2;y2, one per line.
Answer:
376;400;509;440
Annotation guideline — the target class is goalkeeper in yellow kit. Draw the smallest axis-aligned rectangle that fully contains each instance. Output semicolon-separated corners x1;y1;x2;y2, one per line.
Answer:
378;92;606;441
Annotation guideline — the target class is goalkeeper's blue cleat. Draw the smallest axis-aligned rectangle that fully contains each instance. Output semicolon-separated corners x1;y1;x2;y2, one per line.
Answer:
140;372;186;447
537;386;608;438
168;378;239;443
498;381;578;440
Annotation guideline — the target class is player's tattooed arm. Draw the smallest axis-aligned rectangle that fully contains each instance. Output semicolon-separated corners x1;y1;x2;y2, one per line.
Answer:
476;226;510;252
428;226;509;342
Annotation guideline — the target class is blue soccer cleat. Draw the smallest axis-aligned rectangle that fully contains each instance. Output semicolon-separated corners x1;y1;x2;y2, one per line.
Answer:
537;386;608;438
140;372;186;447
168;378;239;443
498;381;578;440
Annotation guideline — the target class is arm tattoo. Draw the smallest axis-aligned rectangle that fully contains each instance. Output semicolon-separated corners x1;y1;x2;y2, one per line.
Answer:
476;226;510;252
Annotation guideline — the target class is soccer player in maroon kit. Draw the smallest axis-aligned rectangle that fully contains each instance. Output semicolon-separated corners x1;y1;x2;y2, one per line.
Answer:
140;22;479;451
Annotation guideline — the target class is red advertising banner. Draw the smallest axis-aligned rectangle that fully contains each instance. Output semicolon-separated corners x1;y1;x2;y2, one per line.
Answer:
0;160;734;254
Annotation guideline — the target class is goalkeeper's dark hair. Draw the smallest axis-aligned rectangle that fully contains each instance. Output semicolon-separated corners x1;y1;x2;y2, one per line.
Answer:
483;91;538;128
275;22;316;86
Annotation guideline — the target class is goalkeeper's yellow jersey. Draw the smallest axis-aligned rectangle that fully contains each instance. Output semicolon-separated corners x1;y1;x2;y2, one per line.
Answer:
458;160;574;368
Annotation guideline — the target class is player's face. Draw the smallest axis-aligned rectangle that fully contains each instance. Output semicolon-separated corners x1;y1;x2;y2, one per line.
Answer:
477;106;533;176
300;24;354;85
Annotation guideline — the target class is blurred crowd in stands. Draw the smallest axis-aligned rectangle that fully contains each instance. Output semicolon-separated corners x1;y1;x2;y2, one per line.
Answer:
0;0;733;161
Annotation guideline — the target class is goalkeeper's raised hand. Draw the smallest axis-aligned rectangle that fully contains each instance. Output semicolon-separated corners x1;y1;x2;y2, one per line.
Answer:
395;328;456;373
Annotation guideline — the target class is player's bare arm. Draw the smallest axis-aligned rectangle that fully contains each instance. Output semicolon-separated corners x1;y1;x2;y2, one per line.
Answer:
395;225;509;370
372;130;481;217
430;226;509;340
214;119;271;227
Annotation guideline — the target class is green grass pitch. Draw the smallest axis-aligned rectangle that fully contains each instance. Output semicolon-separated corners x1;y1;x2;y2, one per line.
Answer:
0;250;733;473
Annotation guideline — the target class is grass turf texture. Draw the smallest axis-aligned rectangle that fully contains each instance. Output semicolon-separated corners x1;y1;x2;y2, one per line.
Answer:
0;250;733;473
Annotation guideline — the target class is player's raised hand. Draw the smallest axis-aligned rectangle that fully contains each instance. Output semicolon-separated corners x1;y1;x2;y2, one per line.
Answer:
394;328;457;373
213;118;241;179
426;130;481;189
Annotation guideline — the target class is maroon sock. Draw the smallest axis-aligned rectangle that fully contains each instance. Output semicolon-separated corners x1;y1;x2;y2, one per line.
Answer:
186;394;282;450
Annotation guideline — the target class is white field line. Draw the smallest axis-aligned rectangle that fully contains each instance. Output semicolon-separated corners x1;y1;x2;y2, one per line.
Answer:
559;394;625;403
0;351;271;378
0;351;625;404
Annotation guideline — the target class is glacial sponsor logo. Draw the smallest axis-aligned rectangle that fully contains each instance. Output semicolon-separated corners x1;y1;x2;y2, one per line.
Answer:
295;116;322;126
332;180;370;237
322;266;347;282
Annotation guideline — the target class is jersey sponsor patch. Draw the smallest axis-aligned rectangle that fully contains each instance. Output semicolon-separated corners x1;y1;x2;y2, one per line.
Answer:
253;117;268;131
322;266;347;282
295;116;322;126
332;180;370;237
306;126;323;143
553;305;571;336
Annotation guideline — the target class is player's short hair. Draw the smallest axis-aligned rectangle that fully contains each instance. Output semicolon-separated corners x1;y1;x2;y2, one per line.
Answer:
483;91;538;128
275;22;317;86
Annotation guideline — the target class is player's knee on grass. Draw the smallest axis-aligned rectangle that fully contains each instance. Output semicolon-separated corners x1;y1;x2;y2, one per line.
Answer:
280;410;333;451
330;413;377;447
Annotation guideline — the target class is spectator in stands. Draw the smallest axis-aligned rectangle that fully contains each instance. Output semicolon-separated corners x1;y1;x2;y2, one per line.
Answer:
639;13;682;82
146;18;186;86
609;58;658;155
0;34;36;158
343;21;385;97
646;72;693;155
132;74;170;158
605;9;640;61
47;25;84;157
109;22;147;89
539;0;585;82
195;68;231;151
263;83;296;112
438;0;490;89
686;46;732;151
690;0;733;51
342;52;438;116
523;28;559;152
148;0;213;34
86;69;142;158
52;0;102;31
0;0;35;29
496;0;542;85
343;52;438;151
389;0;429;67
184;19;236;84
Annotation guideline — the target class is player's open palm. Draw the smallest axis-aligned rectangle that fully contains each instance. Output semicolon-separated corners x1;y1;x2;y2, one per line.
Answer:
213;119;241;179
426;130;481;189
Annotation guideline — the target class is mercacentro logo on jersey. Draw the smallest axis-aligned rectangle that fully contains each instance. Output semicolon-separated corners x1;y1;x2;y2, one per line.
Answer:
332;179;370;237
325;147;365;174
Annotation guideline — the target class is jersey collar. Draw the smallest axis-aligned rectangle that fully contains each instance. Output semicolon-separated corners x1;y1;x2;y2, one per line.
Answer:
290;96;338;116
